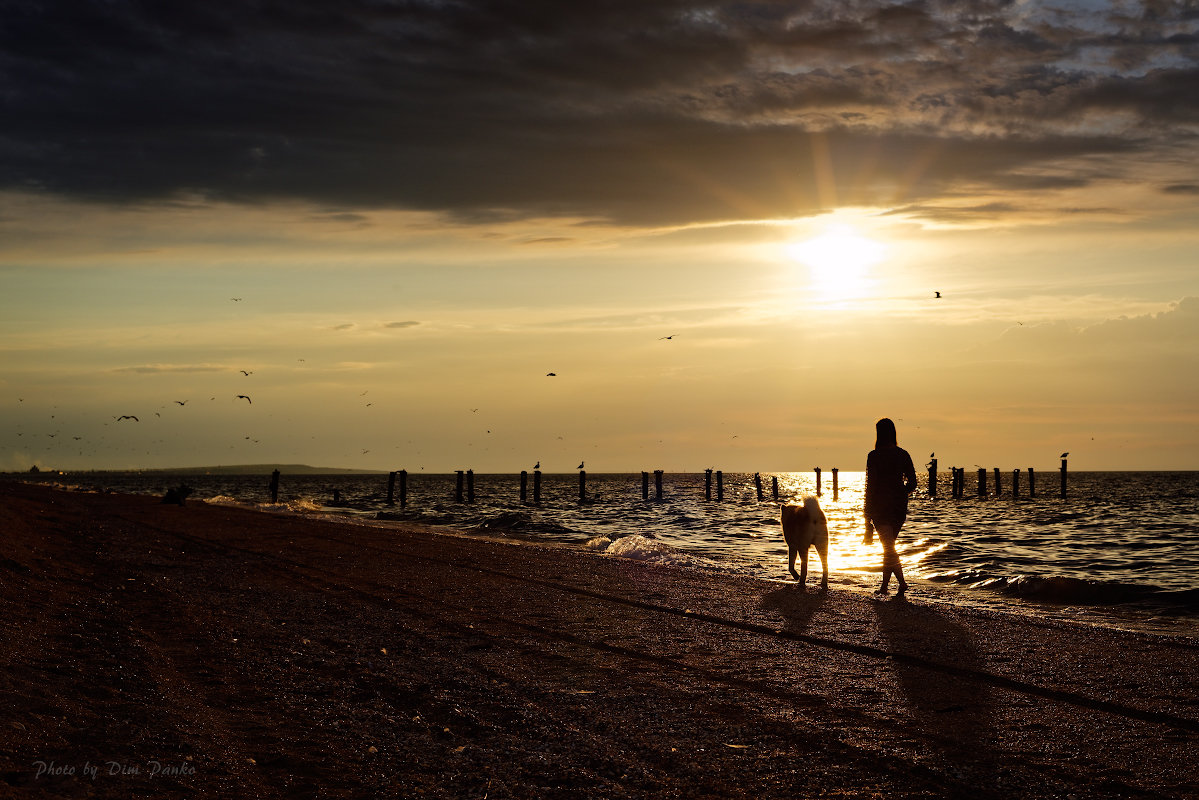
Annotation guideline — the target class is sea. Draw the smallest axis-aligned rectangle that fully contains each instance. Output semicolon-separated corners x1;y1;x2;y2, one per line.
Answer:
17;469;1199;638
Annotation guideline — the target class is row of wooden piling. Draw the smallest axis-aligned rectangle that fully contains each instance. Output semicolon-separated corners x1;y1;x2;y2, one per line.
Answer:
931;458;1069;500
273;459;1069;507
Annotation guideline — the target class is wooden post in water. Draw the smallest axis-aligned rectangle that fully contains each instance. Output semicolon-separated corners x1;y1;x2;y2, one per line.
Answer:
1060;458;1067;499
269;469;280;503
977;468;987;497
467;469;475;503
655;470;664;500
832;468;839;501
754;473;764;501
520;471;528;503
717;471;724;501
642;471;650;500
1012;468;1020;501
927;459;937;498
455;470;464;502
387;471;396;505
578;469;586;504
1028;467;1036;498
704;469;712;501
993;468;1002;497
771;476;779;501
533;470;542;504
814;467;822;497
399;469;407;509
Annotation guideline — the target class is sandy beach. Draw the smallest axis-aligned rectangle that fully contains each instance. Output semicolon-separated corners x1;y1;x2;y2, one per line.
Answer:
1;481;1197;799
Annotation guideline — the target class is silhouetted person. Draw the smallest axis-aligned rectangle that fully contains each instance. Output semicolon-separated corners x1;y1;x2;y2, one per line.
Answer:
864;417;917;596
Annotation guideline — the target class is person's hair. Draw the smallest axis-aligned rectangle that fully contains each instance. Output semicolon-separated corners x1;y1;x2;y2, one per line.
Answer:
875;417;898;449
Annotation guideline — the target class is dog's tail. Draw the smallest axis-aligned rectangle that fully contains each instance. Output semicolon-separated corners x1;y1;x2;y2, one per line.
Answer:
802;495;827;525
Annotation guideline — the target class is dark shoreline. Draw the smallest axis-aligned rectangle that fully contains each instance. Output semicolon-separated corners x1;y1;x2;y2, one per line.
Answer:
1;481;1198;798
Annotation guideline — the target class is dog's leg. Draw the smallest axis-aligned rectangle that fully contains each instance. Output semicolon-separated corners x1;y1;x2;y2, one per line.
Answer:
817;543;829;589
788;546;800;582
799;548;809;587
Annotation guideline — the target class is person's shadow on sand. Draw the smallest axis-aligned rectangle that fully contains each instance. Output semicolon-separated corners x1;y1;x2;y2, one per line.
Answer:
872;598;995;755
760;585;828;636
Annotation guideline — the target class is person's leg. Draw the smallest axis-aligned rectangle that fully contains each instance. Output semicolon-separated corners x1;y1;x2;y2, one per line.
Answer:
875;523;897;593
892;521;908;593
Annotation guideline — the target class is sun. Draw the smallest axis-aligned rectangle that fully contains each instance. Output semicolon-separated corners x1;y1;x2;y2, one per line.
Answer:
785;222;885;301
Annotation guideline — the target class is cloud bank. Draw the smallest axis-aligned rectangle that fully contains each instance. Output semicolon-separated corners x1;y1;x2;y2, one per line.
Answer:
2;0;1196;225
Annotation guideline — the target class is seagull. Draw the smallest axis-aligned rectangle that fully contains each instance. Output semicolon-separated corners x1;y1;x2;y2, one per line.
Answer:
546;372;557;377
1060;452;1069;458
930;452;935;458
240;370;253;376
934;291;942;298
174;400;188;406
534;461;540;469
231;297;242;301
236;395;252;404
659;335;676;340
117;415;138;422
577;461;584;470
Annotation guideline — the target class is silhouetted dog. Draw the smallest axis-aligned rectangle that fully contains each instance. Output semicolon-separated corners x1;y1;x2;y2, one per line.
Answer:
162;484;193;506
780;496;829;589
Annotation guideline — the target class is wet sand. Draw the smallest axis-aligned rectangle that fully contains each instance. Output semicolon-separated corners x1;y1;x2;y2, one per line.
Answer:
1;480;1197;799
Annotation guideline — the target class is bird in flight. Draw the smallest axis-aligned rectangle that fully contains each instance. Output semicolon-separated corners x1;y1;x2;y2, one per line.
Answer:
231;297;242;302
659;335;676;340
934;291;942;298
236;395;252;404
546;372;557;377
174;400;188;406
240;370;253;376
117;415;138;422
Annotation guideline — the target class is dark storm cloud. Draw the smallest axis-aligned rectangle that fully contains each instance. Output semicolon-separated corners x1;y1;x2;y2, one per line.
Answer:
1;0;1196;225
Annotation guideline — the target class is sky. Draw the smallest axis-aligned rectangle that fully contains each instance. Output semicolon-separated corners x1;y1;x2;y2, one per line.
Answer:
2;0;1198;474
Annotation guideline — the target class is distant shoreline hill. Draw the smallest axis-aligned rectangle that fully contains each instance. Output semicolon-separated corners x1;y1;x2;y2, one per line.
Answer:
75;464;383;476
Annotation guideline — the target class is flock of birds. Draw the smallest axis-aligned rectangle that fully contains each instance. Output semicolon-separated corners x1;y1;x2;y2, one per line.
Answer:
13;291;966;468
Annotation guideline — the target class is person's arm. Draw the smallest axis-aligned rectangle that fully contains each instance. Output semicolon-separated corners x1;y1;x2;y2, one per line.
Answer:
863;451;876;542
864;450;876;518
902;451;918;495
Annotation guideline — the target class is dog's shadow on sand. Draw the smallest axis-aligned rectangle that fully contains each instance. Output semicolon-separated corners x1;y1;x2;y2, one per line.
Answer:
872;598;996;754
759;585;828;636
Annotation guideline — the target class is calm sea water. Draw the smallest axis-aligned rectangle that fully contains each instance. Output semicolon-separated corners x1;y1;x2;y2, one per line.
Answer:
18;470;1199;636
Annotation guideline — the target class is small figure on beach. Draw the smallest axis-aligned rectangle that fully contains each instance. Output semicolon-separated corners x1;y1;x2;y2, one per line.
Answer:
161;484;193;506
864;417;917;597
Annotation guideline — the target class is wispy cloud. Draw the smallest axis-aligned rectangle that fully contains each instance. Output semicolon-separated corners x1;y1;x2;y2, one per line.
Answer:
111;364;226;374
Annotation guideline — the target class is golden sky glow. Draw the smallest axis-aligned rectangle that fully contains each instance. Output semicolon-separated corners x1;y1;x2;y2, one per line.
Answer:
2;2;1198;472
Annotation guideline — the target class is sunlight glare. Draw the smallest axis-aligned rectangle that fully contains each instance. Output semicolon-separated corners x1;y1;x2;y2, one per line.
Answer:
786;223;885;301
